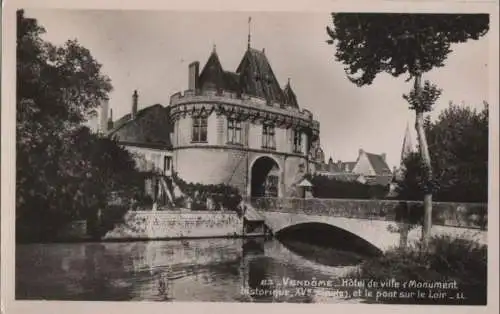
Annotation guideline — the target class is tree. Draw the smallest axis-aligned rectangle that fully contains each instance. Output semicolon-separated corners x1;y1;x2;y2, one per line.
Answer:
399;103;489;203
16;10;141;241
326;13;489;244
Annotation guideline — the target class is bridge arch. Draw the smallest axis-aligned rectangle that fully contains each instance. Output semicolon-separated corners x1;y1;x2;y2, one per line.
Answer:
274;222;383;257
261;211;403;253
249;155;281;198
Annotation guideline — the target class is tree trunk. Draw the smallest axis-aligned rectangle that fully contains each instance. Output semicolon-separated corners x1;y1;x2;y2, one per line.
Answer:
413;73;433;245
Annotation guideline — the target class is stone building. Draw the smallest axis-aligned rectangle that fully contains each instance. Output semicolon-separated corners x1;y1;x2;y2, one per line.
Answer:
104;91;173;177
169;44;321;198
98;43;322;199
316;149;394;187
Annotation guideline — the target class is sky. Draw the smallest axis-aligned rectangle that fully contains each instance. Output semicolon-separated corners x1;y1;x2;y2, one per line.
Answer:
24;9;490;169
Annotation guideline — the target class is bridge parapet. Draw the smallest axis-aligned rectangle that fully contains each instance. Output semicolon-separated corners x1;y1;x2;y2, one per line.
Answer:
246;197;487;230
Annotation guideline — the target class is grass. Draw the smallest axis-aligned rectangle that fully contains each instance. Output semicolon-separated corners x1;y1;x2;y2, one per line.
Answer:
346;235;487;305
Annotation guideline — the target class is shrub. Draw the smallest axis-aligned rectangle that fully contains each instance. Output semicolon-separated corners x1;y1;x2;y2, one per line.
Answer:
306;174;389;199
171;172;242;211
348;235;487;304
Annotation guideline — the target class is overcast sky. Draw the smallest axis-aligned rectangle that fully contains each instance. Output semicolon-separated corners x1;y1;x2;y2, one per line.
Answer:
24;9;490;169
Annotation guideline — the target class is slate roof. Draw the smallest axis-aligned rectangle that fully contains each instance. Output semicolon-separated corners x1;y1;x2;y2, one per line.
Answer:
316;159;357;173
283;80;299;109
236;48;286;104
342;162;357;172
365;152;392;176
198;50;228;91
107;104;173;149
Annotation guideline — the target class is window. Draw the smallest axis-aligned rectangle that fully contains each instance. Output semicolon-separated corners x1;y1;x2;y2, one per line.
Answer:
293;129;302;153
262;124;276;149
227;118;242;144
163;156;171;172
192;115;208;143
265;175;279;197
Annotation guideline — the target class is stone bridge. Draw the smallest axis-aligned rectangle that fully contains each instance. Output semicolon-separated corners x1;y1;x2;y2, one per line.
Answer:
247;197;488;253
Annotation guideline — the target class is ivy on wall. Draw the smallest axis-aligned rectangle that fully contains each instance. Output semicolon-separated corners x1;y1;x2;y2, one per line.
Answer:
171;172;243;212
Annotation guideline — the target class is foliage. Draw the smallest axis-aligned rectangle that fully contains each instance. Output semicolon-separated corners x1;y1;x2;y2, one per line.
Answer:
398;103;489;203
348;235;487;304
326;13;489;242
16;10;144;241
326;13;489;87
306;174;389;199
403;80;442;113
171;172;242;211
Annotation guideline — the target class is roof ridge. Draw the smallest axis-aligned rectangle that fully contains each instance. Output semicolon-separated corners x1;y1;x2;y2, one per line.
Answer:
108;104;166;135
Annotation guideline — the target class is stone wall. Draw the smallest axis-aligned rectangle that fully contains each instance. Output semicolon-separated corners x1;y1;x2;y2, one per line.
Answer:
125;145;172;175
104;211;244;239
248;197;488;230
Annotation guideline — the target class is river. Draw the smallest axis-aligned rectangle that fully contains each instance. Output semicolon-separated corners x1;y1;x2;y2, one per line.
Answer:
16;238;367;303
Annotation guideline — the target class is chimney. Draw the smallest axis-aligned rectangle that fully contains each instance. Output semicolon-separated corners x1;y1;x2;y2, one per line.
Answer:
100;98;109;132
188;61;200;91
132;90;138;119
107;108;114;130
381;153;386;161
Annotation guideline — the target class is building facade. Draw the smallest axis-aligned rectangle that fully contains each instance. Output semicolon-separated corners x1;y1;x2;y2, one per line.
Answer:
170;45;321;198
103;93;174;177
98;44;322;199
315;149;394;187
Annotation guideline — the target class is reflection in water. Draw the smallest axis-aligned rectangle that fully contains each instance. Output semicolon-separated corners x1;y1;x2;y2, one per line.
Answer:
16;238;364;303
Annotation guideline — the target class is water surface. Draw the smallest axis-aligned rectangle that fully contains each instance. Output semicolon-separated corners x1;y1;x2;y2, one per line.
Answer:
16;238;365;303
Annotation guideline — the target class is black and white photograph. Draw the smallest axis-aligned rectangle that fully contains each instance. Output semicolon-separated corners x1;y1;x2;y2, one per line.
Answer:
2;0;499;313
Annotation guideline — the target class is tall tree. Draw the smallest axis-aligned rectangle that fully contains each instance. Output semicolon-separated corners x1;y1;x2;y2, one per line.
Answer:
399;102;489;203
326;13;489;244
16;10;142;241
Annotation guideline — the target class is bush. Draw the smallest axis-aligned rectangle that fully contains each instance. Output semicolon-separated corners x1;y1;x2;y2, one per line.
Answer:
306;174;389;199
171;172;242;211
348;235;487;304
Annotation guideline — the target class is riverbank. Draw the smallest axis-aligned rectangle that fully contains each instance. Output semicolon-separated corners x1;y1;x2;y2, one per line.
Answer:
341;234;487;305
103;210;247;239
16;233;268;245
17;210;268;244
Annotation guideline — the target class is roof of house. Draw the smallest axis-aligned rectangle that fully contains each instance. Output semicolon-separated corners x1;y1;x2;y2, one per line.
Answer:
237;48;286;104
107;104;173;149
283;80;299;109
197;47;298;108
365;152;392;176
198;50;228;91
342;161;357;172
